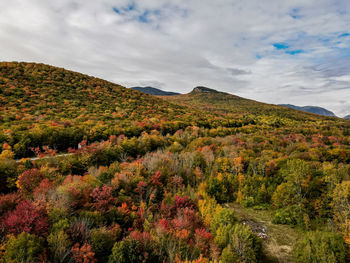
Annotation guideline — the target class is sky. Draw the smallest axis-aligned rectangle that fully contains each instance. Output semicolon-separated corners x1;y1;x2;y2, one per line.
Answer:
1;0;350;117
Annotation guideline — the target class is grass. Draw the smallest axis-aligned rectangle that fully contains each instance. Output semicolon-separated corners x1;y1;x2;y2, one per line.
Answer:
224;203;302;263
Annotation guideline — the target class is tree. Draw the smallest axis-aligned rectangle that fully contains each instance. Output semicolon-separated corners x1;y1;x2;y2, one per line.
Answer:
71;243;97;263
90;227;117;262
16;168;44;197
332;181;350;244
4;232;44;263
2;199;48;236
293;231;346;263
214;224;262;263
47;230;72;263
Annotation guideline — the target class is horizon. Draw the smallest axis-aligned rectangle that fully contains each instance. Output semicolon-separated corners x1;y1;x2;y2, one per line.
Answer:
1;0;350;116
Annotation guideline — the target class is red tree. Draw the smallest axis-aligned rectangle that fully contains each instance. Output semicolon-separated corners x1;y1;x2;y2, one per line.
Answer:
2;199;48;236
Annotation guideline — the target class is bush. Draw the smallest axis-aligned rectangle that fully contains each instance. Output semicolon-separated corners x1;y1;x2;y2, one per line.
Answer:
214;224;262;263
71;242;97;263
4;232;43;263
220;246;239;263
0;159;18;192
16;168;44;197
108;233;161;263
2;199;48;236
0;193;20;216
90;227;117;262
272;205;300;225
293;231;347;263
47;230;72;263
210;208;237;232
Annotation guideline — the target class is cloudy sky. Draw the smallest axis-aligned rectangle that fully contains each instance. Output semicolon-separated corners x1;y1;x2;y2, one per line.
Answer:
1;0;350;116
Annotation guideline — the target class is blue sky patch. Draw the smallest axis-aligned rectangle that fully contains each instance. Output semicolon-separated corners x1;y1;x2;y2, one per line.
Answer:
339;33;350;38
285;49;304;55
290;8;302;19
138;11;150;23
273;43;289;50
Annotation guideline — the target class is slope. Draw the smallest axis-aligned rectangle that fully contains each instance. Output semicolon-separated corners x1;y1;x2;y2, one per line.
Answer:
0;62;205;157
162;86;334;121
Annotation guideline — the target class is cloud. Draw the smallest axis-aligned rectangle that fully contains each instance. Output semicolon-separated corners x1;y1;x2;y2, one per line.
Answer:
0;0;350;116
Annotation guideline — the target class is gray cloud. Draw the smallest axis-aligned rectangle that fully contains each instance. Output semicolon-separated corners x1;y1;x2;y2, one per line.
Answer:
0;0;350;116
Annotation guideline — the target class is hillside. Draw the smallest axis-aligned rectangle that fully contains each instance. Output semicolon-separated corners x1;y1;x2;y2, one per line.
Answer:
0;63;217;157
279;104;336;117
162;86;334;122
0;64;349;263
131;86;180;96
344;115;350;119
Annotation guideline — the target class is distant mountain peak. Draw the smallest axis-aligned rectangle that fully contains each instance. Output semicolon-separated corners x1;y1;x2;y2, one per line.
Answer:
131;86;180;96
279;104;336;117
344;115;350;120
191;86;219;93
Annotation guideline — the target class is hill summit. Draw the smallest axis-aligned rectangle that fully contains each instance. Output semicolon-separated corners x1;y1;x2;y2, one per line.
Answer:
191;86;220;93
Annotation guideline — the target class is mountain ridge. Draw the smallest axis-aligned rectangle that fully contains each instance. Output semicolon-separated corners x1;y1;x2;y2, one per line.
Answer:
279;104;336;117
131;86;180;96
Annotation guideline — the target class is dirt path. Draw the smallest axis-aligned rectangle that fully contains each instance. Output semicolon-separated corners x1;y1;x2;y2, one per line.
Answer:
224;203;302;263
16;153;73;162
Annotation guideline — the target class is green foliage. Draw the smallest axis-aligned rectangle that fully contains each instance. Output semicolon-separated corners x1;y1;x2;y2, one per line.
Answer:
293;231;347;263
4;232;43;263
90;227;117;262
108;238;161;263
214;224;262;263
220;246;239;263
272;205;300;225
210;208;237;232
47;230;72;263
0;159;18;192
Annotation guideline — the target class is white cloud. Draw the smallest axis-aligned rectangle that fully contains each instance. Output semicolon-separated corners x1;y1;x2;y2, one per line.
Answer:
0;0;350;116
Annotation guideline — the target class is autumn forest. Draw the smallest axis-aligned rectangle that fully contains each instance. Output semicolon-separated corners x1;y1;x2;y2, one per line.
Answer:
0;62;349;263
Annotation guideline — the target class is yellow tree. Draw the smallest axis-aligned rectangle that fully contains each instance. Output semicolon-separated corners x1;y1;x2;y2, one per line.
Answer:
332;181;350;244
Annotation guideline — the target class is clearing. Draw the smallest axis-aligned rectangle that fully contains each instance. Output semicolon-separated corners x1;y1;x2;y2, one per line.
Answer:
225;203;302;263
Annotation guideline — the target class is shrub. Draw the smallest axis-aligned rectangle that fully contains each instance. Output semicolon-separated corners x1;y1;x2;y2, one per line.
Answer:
68;217;93;244
90;227;117;262
4;232;43;263
0;193;20;216
229;224;262;263
108;232;161;263
47;230;72;263
210;208;237;232
220;246;239;263
0;159;18;192
71;242;97;263
214;224;262;263
16;168;44;197
90;185;117;213
48;207;70;233
272;205;300;225
2;199;48;236
293;231;347;263
78;210;105;227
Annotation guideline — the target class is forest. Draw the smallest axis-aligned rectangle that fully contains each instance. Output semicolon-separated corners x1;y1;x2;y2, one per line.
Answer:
0;62;349;262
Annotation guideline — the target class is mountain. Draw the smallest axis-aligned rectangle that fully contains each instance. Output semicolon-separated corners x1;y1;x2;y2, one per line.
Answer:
1;63;349;263
344;115;350;119
0;62;199;157
191;86;220;93
163;86;330;121
131;86;180;96
279;104;336;117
